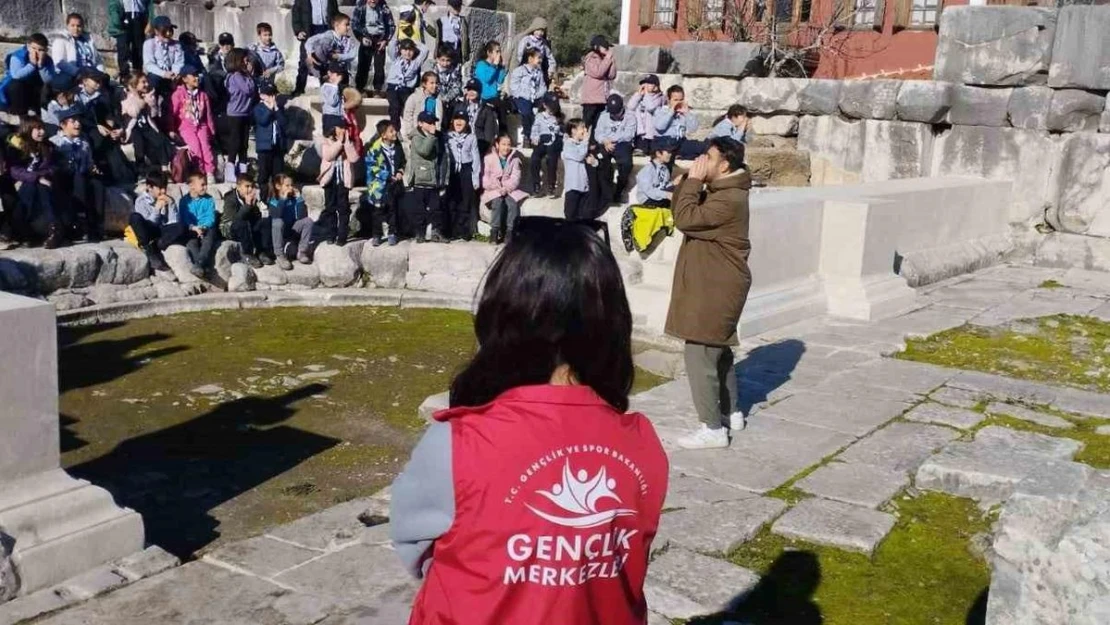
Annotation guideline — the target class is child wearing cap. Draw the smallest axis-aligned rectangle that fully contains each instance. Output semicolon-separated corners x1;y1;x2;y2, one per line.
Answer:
41;73;77;136
385;37;430;132
315;115;360;247
402;71;442;142
305;13;359;80
320;60;346;127
528;93;563;198
433;48;464;108
253;82;287;197
142;16;184;99
404;110;448;243
580;35;615;134
710;104;751;144
635;137;678;208
223;48;257;180
561;118;597;221
455;78;499;156
628;74;665;153
51;107;107;241
248;23;285;85
435;0;470;60
594;93;637;204
170;65;217;181
363;118;406;247
445;109;481;241
178;33;206;80
509;48;546;148
352;0;395;97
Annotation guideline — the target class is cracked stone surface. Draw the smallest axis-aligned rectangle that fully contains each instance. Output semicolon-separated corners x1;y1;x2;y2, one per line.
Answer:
904;401;987;430
772;498;897;555
644;548;760;620
985;402;1075;429
656;498;787;554
795;461;909;508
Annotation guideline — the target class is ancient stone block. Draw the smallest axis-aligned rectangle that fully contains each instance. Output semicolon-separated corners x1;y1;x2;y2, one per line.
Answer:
1007;86;1054;130
931;125;1065;225
948;85;1012;126
313;242;361;288
934;6;1057;86
797;115;865;186
684;77;743;113
861;120;935;182
1049;6;1110;90
772;498;896;555
839;422;959;473
838;80;901;120
798;79;842;116
645;548;760;620
360;240;409;289
895;81;953;124
467;8;514;63
749;115;799;137
0;0;63;42
227;263;256;292
656;498;786;554
795;461;908;508
904;402;985;430
613;45;674;74
985;403;1074;429
737;78;806;115
160;1;216;46
1047;89;1106;132
1048;132;1110;235
1102;103;1110;133
670;41;762;77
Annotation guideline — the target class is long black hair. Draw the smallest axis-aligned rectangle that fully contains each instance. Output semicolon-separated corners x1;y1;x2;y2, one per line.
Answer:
449;217;634;411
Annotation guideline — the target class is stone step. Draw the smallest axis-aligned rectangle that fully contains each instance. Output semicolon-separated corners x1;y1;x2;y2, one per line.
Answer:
655;497;787;555
644;548;760;621
771;497;897;555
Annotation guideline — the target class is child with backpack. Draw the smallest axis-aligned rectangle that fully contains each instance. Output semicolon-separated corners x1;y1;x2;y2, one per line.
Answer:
223;49;256;180
528;93;562;198
561;119;596;221
170;65;217;182
315;115;360;247
405;110;447;243
363;119;405;247
444;110;480;241
266;173;306;269
253;82;287;198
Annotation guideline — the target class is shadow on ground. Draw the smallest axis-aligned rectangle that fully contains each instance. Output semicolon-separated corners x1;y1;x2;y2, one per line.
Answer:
691;551;823;624
966;588;989;625
58;324;188;393
69;384;340;559
736;339;807;415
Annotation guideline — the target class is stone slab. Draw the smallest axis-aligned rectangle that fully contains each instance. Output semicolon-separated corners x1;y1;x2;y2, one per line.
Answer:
613;45;674;74
904;401;986;430
1049;6;1110;90
1007;86;1054;130
839;80;901;120
272;544;418;614
32;561;335;624
1050;132;1110;236
798;80;842;116
0;295;60;481
947;370;1059;405
975;425;1082;459
738;78;806;115
656;498;787;554
839;421;960;473
772;497;896;555
860;120;935;182
418;391;451;422
266;496;392;552
645;548;760;619
795;461;908;508
0;0;63;42
670;41;762;77
948;86;1012;127
822;358;954;395
668;415;855;493
934;6;1057;86
896;80;953;124
204;536;322;579
663;475;759;510
1047;89;1106;132
797;115;865;186
757;392;910;437
1052;386;1110;419
749;115;799;137
985;402;1075;429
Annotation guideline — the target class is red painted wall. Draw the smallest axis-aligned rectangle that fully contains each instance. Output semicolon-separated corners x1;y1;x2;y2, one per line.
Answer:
626;0;970;79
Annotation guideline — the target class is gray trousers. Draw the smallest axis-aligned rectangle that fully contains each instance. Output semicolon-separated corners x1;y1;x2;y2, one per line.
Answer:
488;196;520;237
684;342;738;430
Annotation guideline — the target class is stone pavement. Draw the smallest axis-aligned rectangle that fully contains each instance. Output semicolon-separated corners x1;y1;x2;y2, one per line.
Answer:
14;262;1110;623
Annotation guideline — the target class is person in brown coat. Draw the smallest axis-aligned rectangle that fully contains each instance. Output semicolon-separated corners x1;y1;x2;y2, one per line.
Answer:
664;136;752;450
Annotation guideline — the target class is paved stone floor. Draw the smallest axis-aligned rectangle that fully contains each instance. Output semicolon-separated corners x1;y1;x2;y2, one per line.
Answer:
12;263;1110;624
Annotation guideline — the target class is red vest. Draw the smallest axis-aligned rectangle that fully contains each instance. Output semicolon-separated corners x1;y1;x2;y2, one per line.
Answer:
409;385;669;625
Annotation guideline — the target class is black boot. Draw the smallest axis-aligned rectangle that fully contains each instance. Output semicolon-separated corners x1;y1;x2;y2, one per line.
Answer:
145;245;170;272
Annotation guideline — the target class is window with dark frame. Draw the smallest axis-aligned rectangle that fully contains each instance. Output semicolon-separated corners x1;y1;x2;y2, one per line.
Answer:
703;0;726;26
655;0;678;27
911;0;939;24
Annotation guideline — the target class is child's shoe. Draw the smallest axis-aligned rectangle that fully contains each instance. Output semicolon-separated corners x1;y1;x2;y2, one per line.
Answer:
387;234;398;246
244;254;264;269
276;255;293;271
297;251;312;264
370;236;382;247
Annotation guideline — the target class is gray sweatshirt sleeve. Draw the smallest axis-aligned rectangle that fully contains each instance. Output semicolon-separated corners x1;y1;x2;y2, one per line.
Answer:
390;421;455;579
637;164;669;202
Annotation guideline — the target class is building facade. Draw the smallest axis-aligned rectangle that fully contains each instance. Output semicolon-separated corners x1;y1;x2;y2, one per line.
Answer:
619;0;1020;78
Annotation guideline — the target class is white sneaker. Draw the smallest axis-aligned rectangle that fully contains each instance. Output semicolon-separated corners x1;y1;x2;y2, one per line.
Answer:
729;411;747;431
676;424;730;450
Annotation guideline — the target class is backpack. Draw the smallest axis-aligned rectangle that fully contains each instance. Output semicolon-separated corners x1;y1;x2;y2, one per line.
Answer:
620;205;675;254
170;147;198;183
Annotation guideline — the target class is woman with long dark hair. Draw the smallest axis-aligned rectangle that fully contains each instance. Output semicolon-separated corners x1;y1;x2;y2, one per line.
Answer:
391;217;669;625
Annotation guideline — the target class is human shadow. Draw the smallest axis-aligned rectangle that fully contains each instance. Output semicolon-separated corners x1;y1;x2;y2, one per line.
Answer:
689;551;823;625
57;329;188;393
735;339;807;415
69;384;340;558
59;413;87;453
966;587;989;625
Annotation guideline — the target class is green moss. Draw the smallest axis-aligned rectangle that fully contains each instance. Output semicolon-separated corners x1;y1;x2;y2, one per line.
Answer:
718;493;992;625
632;366;669;394
899;315;1110;393
1039;279;1064;289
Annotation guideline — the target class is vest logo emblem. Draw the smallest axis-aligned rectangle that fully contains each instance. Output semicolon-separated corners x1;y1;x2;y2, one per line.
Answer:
525;460;636;529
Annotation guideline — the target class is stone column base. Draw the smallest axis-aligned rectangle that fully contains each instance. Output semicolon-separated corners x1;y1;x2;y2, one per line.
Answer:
825;274;919;322
0;469;144;596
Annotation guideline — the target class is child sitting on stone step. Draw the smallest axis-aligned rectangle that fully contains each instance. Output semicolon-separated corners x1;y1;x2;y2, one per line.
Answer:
178;171;219;275
267;173;309;268
628;74;664;154
130;171;184;271
528;93;562;198
635;137;677;208
710;104;750;144
220;172;268;268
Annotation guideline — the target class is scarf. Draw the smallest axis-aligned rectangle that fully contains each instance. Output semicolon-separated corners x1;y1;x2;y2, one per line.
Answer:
185;88;201;124
448;131;470;170
74;37;95;68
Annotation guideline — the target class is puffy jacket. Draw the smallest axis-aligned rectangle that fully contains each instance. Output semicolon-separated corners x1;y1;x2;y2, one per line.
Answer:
364;136;406;205
0;47;57;108
52;33;106;77
401;89;443;142
391;384;668;625
317;136;360;188
404;129;447;189
479;150;529;206
580;51;616;106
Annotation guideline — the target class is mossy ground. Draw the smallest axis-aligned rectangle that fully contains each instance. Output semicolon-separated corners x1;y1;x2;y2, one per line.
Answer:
58;307;666;558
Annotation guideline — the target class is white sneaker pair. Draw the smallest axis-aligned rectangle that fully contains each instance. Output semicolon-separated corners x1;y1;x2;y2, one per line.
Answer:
676;412;746;450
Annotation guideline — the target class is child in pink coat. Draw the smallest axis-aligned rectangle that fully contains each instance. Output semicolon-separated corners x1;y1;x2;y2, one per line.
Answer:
170;65;217;179
479;133;530;244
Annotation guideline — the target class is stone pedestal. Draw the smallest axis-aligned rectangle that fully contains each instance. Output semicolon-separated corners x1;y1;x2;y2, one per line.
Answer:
0;293;144;600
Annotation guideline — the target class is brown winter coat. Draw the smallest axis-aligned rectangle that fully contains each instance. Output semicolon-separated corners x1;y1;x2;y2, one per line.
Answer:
664;169;752;347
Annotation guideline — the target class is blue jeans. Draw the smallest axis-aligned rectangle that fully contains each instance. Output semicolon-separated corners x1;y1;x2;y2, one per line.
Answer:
513;97;535;142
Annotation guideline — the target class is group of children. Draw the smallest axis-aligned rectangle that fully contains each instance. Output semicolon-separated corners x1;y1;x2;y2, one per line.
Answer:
0;3;754;261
